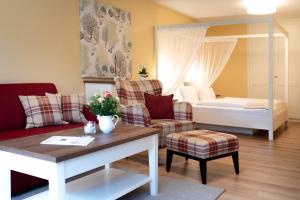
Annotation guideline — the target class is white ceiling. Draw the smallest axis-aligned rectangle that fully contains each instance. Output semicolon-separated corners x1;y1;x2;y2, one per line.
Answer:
153;0;300;20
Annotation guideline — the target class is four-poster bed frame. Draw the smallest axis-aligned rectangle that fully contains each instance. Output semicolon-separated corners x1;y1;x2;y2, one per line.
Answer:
155;16;289;141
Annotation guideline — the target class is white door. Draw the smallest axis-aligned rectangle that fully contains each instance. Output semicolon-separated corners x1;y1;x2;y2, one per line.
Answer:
274;37;285;101
247;37;285;101
248;21;300;121
247;25;285;102
279;19;300;120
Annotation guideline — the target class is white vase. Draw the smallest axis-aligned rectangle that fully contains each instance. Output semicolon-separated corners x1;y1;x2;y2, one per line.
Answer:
97;115;119;134
139;75;148;81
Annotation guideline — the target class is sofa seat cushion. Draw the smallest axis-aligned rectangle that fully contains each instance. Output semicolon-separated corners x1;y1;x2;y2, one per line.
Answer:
0;124;83;141
150;119;196;148
166;130;239;159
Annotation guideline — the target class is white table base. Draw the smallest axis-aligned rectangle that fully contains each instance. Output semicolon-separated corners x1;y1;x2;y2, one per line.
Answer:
0;134;158;200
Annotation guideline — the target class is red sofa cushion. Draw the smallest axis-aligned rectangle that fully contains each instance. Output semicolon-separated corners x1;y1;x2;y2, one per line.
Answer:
144;93;174;119
0;83;57;131
82;106;98;123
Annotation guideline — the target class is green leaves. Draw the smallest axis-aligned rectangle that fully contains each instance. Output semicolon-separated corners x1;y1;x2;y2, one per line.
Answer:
89;94;120;116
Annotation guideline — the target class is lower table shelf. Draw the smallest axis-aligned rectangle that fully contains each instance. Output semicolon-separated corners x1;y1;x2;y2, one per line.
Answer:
25;168;151;200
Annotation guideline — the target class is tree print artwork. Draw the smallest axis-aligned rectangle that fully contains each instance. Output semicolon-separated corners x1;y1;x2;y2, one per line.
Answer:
80;0;131;79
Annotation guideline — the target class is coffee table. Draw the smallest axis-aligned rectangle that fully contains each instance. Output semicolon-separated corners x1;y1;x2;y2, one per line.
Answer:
0;124;159;200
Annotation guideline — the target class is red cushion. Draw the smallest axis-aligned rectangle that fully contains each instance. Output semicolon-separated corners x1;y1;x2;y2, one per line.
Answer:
144;93;174;119
82;106;98;123
0;124;83;195
0;83;57;131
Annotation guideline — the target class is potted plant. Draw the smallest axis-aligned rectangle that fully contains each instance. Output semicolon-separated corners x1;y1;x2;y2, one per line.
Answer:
88;91;120;134
138;64;149;80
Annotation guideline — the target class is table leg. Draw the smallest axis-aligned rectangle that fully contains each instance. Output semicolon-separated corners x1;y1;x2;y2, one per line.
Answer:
49;163;65;200
148;134;158;196
105;163;111;169
0;167;11;200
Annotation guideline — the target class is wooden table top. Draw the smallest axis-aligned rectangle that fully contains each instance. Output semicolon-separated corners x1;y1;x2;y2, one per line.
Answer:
0;124;159;163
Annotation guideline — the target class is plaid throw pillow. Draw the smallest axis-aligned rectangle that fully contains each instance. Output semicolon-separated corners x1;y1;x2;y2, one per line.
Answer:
46;93;87;123
19;95;67;129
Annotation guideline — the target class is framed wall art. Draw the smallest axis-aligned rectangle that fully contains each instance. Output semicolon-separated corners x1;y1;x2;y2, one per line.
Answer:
80;0;131;80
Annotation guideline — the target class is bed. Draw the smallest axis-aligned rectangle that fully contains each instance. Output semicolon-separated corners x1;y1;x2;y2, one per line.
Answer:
192;97;288;135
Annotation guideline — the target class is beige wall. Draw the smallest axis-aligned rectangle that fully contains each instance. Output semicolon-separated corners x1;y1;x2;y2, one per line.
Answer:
0;0;194;93
100;0;195;79
0;0;82;94
207;25;248;97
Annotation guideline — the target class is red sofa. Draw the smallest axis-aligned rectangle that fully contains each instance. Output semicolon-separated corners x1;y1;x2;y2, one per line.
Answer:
0;83;96;196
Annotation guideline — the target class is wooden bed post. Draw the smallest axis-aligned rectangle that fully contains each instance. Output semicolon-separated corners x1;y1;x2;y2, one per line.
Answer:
268;20;274;141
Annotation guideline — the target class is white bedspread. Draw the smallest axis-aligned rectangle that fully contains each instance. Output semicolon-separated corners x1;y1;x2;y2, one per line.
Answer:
197;97;284;110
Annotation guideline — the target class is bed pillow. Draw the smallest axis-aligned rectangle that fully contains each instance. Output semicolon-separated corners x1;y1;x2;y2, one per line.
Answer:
198;87;216;100
144;93;174;119
19;95;67;129
179;86;200;104
46;93;87;123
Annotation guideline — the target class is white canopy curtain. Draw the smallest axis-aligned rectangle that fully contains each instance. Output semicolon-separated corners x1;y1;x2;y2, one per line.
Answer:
186;39;237;88
156;27;207;94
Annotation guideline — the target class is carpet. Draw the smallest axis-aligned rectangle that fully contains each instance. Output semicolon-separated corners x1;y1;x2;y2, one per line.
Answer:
13;176;224;200
120;176;224;200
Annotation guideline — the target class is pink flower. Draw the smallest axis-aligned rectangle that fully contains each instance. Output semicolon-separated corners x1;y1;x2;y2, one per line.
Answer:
103;91;111;98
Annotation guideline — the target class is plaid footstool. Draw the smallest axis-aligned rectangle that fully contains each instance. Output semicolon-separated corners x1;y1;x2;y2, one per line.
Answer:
166;130;239;184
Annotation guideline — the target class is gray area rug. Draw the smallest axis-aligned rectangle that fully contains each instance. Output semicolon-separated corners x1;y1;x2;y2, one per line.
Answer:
120;176;224;200
13;176;224;200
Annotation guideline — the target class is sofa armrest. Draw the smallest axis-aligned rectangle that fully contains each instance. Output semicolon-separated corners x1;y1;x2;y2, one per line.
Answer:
173;102;193;121
82;106;98;122
120;104;152;127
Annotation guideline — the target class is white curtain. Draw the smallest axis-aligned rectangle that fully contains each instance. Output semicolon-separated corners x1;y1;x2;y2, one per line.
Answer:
187;39;237;88
157;27;207;94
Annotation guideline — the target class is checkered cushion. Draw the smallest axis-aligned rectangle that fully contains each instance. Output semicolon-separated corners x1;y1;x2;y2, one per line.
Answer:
150;119;196;148
46;93;87;123
120;104;151;126
173;102;193;121
61;94;87;123
19;95;66;129
116;80;162;105
166;130;239;159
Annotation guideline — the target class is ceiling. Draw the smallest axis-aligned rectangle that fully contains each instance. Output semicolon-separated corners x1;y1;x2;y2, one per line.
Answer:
153;0;300;20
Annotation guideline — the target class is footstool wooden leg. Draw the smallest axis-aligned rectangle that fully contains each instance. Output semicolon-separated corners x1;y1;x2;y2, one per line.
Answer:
185;156;188;161
199;160;207;184
232;151;239;174
166;150;173;172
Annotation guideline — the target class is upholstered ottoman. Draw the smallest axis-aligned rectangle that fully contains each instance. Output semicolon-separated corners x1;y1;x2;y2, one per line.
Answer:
166;130;239;184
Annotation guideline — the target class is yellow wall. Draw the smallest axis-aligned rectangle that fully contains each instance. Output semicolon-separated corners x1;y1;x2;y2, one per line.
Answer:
0;0;194;93
207;25;248;97
0;0;81;94
100;0;195;79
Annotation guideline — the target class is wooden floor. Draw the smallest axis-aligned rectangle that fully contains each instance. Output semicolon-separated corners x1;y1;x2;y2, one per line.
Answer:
114;122;300;200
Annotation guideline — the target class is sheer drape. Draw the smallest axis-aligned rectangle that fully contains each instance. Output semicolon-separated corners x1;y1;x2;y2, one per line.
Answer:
188;39;237;88
157;27;207;94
